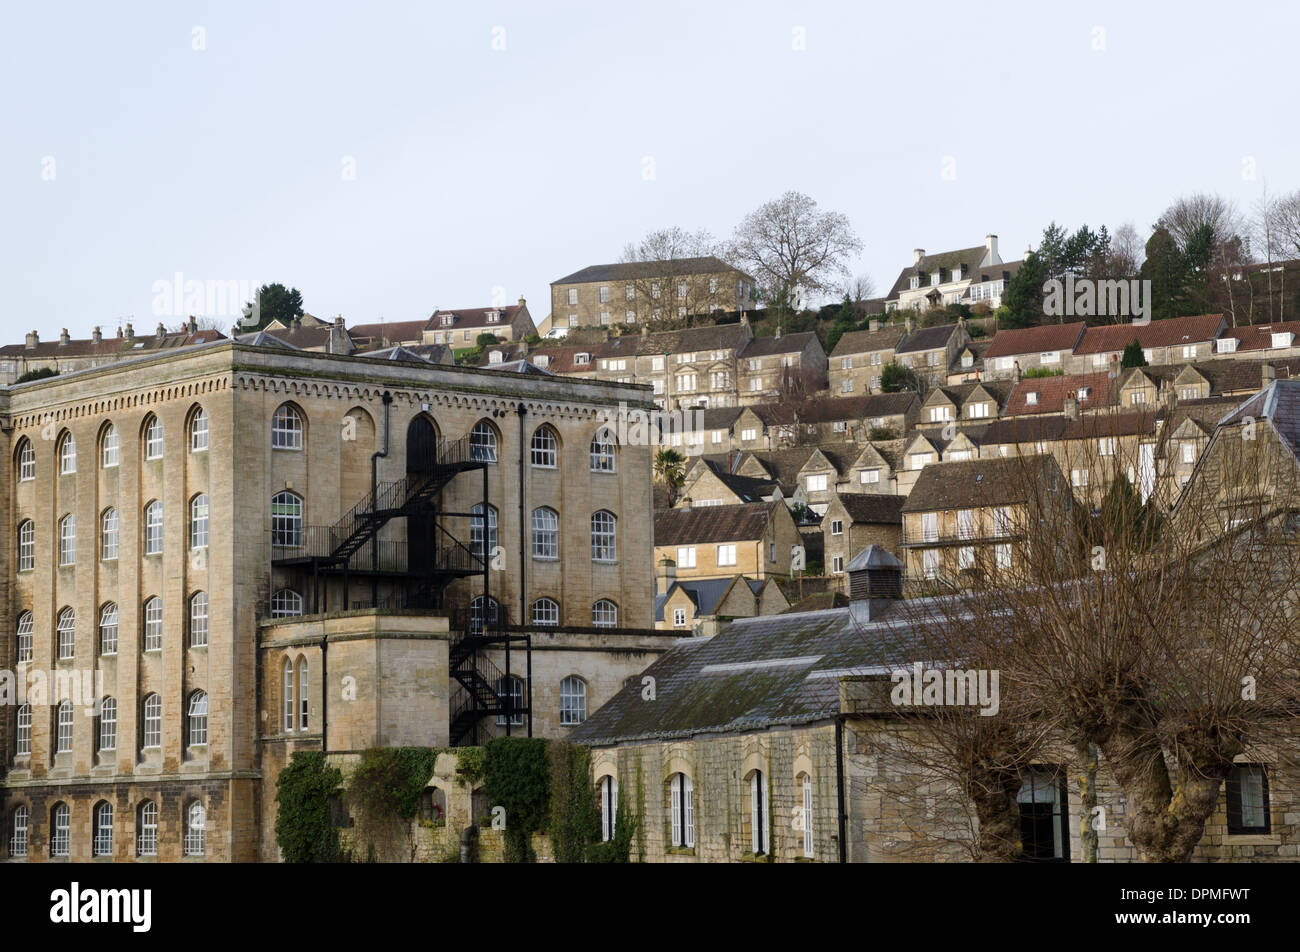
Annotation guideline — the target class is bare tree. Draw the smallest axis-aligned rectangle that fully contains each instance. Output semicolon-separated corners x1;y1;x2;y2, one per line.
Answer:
846;273;878;306
1107;222;1145;279
617;227;734;329
728;191;863;314
1160;192;1245;251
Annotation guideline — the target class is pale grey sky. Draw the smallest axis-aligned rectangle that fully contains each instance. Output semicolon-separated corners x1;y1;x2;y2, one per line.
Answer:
2;0;1296;338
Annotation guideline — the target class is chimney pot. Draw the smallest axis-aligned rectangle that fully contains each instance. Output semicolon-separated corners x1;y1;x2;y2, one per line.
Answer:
125;323;134;340
92;326;102;343
156;322;166;339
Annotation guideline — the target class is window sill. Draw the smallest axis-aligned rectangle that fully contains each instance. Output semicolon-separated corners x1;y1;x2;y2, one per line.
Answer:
741;851;773;863
666;846;695;857
1225;833;1277;844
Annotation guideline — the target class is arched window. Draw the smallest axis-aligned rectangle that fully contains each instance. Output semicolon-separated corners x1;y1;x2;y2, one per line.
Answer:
470;503;498;560
16;520;34;572
748;769;769;855
271;491;303;548
560;676;587;725
137;801;158;857
55;699;74;752
190;494;209;549
56;607;75;660
470;596;500;634
495;675;525;727
531;597;559;626
16;611;33;663
58;432;76;475
590;428;616;472
271;589;303;618
531;507;558;559
58;514;75;566
141;694;162;749
16;438;34;482
591;510;617;562
143;415;163;460
599;776;618;842
272;404;304;450
50;803;70;857
799;773;814;858
9;805;28;857
283;658;295;731
184;801;206;856
98;696;117;752
101;423;119;468
101;508;119;560
298;660;309;730
15;705;31;756
469;421;498;463
188;692;208;746
142;597;163;652
93;801;113;857
144;500;163;555
190;408;209;452
530;425;558;468
669;773;694;848
189;592;208;647
592;599;618;627
99;603;119;655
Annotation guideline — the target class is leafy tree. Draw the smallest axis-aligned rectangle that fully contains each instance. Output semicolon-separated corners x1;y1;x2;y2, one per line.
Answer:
241;283;304;332
15;367;58;384
999;252;1048;328
1121;338;1147;368
880;361;921;394
1140;228;1191;320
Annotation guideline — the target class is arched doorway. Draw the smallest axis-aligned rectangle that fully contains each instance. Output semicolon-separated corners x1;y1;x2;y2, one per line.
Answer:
406;415;437;476
406;415;439;574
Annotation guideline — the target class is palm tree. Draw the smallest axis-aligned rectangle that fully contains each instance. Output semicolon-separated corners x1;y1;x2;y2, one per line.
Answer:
654;449;687;505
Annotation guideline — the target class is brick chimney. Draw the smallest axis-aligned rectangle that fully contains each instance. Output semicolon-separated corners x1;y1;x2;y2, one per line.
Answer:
59;328;70;346
656;556;677;596
24;330;38;349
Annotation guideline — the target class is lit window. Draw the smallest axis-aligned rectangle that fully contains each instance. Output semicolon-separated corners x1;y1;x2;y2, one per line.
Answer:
184;802;205;856
190;494;209;549
531;507;559;559
144;416;163;460
59;433;76;475
470;421;498;463
188;692;208;746
56;699;74;752
271;589;303;618
560;676;587;725
271;491;303;548
591;511;617;562
530;426;558;467
98;697;117;751
592;599;618;627
144;501;163;555
101;508;119;560
56;607;75;659
272;405;304;450
190;592;209;647
532;598;559;626
143;597;163;651
190;408;209;451
142;695;162;749
99;603;119;655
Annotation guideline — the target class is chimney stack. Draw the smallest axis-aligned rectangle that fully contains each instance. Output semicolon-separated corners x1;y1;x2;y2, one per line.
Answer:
1064;395;1080;421
125;323;134;340
517;296;526;308
846;545;903;626
1263;363;1276;388
156;322;166;340
985;233;999;265
92;326;102;343
904;314;914;336
59;328;70;347
187;317;197;335
913;249;925;266
869;318;879;334
656;556;677;596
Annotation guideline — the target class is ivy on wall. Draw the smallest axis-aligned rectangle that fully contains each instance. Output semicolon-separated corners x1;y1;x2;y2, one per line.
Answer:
274;751;344;863
345;747;440;862
549;741;600;863
483;736;551;862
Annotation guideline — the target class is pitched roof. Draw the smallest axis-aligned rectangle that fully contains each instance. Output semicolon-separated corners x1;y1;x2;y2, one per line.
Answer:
984;321;1087;359
654;502;777;548
901;455;1065;513
829;323;909;357
0;327;225;359
347;320;428;345
597;321;751;358
747;393;917;427
895;322;960;354
836;493;905;525
742;448;819;490
263;324;339;351
656;577;762;620
427;304;525;332
553;256;747;286
740;332;820;358
1218;320;1300;353
529;345;602;374
1073;314;1225;355
1006;371;1116;416
886;246;990;299
1216;379;1300;456
979;410;1159;446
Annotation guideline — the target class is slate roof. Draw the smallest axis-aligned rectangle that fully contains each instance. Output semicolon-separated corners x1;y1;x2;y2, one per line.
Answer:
0;328;225;358
748;393;917;427
886;246;989;299
597;322;751;358
529;345;603;374
896;322;960;354
698;406;745;430
427;304;526;332
697;466;778;504
1073;314;1225;354
347;320;429;345
901;455;1064;513
985;321;1087;359
829;323;909;357
836;493;905;525
264;324;339;351
740;332;819;358
654;577;764;621
570;602;937;745
553;256;747;286
355;345;436;364
654;502;776;547
978;410;1159;446
1217;379;1300;456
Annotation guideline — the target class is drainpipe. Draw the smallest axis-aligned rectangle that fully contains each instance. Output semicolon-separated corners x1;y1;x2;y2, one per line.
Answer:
320;635;329;755
368;392;393;608
835;715;848;863
516;403;528;735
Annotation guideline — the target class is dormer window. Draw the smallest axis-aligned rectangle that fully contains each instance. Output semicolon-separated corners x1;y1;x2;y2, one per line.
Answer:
441;315;453;327
1272;332;1294;349
962;352;973;368
575;353;590;365
488;351;503;364
535;355;550;368
910;275;921;290
1077;387;1091;400
1217;337;1238;354
1025;392;1039;405
931;271;941;286
487;311;500;323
